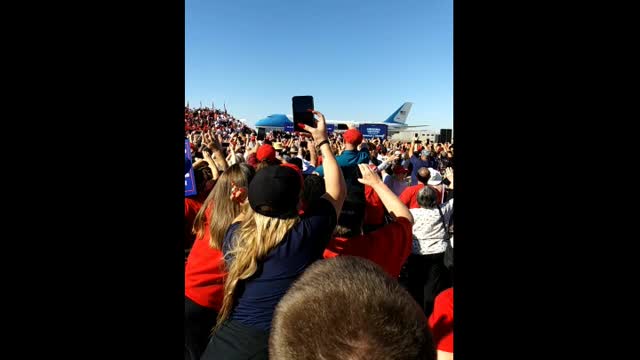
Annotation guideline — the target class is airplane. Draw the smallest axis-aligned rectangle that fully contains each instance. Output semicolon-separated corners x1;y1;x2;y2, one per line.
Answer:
285;102;429;135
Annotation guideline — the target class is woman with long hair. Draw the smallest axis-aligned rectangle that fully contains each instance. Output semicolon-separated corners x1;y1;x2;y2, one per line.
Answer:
184;163;255;360
200;110;346;360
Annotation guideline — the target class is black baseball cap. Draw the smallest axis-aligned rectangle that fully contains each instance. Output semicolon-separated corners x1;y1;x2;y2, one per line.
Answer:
249;165;302;219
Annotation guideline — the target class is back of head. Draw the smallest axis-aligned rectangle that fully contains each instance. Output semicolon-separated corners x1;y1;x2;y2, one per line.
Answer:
302;174;326;210
287;157;303;172
271;256;434;360
335;189;366;238
417;186;437;209
416;167;431;185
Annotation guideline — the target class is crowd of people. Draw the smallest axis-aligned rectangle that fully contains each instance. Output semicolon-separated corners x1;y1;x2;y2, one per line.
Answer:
184;106;454;360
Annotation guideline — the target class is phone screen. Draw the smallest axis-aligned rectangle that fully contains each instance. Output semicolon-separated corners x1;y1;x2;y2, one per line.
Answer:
292;96;315;132
257;128;266;141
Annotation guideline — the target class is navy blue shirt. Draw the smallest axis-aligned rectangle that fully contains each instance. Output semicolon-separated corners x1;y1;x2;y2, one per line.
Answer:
222;198;337;331
409;154;433;185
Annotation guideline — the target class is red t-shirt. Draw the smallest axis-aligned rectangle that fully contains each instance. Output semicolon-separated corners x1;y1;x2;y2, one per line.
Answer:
364;185;385;226
323;217;413;278
185;197;203;249
428;287;454;353
399;184;424;209
184;205;226;311
399;183;445;209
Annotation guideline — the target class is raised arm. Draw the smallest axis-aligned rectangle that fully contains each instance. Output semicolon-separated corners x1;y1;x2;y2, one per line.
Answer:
306;139;318;167
299;110;346;217
409;137;416;158
357;164;413;223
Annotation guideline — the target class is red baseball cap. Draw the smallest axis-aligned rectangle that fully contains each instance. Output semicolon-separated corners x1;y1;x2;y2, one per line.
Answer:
343;129;363;145
256;144;276;162
393;165;408;175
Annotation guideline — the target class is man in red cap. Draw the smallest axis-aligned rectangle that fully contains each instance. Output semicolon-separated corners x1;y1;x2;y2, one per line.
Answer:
313;128;370;186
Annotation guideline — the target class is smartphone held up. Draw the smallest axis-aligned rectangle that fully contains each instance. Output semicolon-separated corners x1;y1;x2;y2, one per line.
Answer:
292;96;315;133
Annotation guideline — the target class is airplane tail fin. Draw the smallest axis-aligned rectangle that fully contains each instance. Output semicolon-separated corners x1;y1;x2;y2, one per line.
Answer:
383;102;413;124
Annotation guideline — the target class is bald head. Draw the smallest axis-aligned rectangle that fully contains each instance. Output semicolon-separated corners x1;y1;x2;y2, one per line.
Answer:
416;167;431;185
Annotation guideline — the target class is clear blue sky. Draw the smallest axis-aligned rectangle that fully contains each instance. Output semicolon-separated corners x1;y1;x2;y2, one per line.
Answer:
186;0;452;130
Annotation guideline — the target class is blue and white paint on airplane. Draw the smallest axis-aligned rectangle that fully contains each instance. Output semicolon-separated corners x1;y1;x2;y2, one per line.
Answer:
254;102;429;134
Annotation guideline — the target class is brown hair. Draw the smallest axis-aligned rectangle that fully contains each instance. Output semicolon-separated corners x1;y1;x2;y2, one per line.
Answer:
256;159;281;173
270;256;435;360
192;163;255;248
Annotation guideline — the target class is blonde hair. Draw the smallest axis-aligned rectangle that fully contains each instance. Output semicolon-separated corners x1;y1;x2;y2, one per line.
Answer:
215;208;300;330
192;163;254;249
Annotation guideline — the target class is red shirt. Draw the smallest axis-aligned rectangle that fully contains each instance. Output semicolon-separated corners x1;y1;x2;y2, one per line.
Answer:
399;183;445;209
184;205;226;311
399;184;424;209
364;185;384;226
184;197;203;249
428;287;454;353
323;217;413;278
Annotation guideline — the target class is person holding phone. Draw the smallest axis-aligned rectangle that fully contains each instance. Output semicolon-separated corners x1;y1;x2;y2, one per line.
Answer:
408;137;432;186
201;110;346;360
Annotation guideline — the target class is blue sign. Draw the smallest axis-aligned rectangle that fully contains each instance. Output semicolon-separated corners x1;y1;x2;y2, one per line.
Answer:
359;124;388;139
185;139;197;197
284;124;294;132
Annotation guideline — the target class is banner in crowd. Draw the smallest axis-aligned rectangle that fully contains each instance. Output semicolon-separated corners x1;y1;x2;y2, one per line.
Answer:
359;124;388;139
185;139;197;197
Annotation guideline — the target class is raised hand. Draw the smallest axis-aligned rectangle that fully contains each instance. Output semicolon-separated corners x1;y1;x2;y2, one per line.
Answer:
297;110;328;142
356;163;383;187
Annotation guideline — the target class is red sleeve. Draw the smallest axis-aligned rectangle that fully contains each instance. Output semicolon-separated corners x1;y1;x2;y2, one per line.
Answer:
428;288;454;352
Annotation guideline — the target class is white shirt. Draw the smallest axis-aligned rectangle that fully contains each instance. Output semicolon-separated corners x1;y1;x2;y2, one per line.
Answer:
409;198;454;255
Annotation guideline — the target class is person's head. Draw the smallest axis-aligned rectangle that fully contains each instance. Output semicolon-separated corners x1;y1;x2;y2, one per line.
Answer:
217;165;303;328
193;166;213;195
416;167;431;185
334;189;366;238
270;256;435;360
420;149;429;161
417;186;438;209
301;174;326;212
369;147;378;158
343;128;363;150
286;157;303;172
393;164;408;180
257;144;276;162
192;163;255;246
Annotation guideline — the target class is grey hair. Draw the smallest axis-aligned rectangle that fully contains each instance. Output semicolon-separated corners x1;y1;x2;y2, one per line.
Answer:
417;186;437;209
